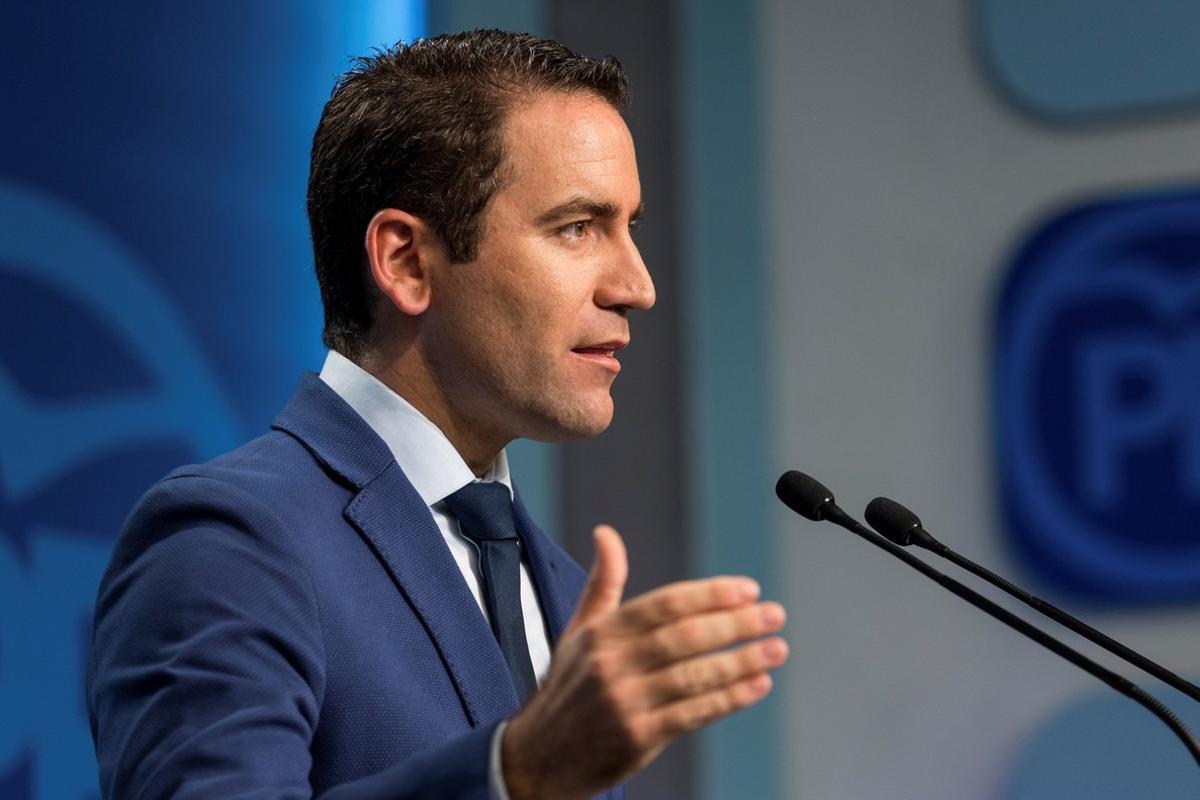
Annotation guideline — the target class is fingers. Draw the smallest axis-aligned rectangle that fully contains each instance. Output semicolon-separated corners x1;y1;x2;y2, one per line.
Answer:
509;551;787;798
639;636;789;708
564;525;629;635
627;601;786;670
614;575;761;634
648;672;775;742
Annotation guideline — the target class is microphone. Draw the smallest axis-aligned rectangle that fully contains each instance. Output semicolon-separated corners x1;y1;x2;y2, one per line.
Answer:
864;496;1200;704
775;470;1200;767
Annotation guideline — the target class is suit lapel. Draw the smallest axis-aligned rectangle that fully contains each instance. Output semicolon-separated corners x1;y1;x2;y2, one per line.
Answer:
346;463;521;725
272;373;520;727
511;492;576;646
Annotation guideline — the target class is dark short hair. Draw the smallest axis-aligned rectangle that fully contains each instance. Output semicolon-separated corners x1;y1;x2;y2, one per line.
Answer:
307;29;629;358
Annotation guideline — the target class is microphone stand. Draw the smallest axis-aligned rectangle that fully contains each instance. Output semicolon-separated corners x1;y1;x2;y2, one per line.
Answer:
865;495;1200;706
776;471;1200;768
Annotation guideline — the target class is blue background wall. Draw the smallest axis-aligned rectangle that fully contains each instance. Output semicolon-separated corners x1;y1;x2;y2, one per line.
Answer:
0;4;421;797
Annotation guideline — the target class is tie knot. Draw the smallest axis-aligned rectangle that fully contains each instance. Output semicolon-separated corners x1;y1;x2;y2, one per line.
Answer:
443;481;518;543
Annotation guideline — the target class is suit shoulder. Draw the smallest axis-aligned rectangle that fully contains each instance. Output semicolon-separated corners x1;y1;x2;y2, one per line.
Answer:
112;430;346;571
164;428;337;489
153;430;350;516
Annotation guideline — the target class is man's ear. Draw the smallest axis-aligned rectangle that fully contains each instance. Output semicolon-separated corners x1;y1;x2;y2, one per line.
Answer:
364;208;438;316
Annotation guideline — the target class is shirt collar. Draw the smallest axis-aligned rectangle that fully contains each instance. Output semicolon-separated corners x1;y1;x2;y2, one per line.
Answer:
317;349;512;506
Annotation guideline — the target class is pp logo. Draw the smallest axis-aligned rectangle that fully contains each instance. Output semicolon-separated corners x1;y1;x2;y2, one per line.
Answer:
0;182;237;798
995;189;1200;602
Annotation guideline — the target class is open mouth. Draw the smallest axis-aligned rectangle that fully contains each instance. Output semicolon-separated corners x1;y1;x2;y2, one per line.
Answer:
570;341;626;373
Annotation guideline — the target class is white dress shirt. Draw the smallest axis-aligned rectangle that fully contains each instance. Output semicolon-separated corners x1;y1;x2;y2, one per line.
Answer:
319;349;549;799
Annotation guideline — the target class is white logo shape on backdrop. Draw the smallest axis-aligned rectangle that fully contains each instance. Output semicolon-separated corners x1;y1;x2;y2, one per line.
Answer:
0;182;237;799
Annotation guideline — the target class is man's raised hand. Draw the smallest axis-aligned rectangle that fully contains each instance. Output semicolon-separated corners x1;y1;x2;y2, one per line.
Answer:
502;524;788;800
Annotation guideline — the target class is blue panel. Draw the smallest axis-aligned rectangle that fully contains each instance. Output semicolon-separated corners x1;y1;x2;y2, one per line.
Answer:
975;0;1200;124
1007;685;1200;798
0;4;423;798
994;187;1200;604
681;1;779;798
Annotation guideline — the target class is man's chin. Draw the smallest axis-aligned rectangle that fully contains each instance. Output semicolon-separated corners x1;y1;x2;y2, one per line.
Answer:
523;399;614;442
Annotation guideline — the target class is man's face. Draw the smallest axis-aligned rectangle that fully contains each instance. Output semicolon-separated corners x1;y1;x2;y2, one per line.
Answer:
423;90;654;445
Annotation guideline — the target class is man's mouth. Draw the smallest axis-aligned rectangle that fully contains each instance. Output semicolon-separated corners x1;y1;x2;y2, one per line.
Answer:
570;340;626;373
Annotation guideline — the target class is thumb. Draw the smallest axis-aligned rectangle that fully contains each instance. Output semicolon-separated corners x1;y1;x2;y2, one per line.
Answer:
566;524;628;632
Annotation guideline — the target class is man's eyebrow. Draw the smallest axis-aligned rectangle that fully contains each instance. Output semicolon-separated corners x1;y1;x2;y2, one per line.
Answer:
535;197;646;226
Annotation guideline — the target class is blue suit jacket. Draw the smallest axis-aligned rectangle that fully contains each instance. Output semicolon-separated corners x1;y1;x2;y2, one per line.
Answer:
88;373;622;799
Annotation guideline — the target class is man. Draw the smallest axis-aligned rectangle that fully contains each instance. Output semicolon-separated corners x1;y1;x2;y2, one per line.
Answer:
88;30;788;799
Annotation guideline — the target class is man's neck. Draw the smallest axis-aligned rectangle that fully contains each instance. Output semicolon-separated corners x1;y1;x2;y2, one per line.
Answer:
354;347;506;477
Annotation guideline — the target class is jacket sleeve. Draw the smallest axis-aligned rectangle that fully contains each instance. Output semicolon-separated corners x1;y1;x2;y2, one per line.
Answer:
87;474;497;800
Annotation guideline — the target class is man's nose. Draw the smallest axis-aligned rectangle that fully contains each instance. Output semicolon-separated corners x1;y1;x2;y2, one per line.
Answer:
597;235;656;313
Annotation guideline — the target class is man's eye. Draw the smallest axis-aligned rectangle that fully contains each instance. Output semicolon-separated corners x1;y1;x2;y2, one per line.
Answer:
561;220;591;240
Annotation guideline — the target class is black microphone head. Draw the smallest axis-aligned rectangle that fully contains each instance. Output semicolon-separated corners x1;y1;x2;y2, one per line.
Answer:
775;471;836;521
865;496;923;546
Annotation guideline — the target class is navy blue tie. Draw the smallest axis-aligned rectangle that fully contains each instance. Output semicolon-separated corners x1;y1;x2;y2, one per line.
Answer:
443;481;538;702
